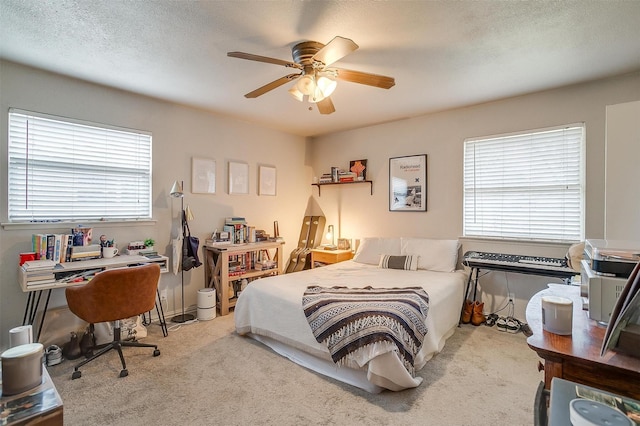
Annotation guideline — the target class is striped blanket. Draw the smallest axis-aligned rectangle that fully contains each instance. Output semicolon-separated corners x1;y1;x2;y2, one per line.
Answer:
302;286;430;376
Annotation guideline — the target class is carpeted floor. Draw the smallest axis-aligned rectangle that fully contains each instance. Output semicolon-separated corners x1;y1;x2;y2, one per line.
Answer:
48;313;542;425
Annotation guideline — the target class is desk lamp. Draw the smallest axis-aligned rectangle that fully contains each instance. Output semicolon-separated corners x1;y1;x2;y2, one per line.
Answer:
170;180;195;323
324;224;337;250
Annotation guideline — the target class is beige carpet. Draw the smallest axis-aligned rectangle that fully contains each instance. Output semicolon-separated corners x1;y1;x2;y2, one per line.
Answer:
48;314;542;425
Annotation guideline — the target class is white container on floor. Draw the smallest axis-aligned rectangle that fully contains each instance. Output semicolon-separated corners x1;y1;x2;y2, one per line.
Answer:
197;288;216;321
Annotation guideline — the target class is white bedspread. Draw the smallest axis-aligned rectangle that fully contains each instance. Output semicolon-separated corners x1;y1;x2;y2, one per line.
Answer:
234;260;466;392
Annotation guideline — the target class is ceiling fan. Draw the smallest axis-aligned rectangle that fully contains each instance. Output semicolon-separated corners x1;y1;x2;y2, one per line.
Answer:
227;36;395;115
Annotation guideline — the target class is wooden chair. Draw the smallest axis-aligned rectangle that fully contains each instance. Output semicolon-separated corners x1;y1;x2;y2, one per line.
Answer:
65;263;161;379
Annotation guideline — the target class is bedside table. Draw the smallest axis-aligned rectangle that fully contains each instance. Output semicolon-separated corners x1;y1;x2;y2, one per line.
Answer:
310;249;353;268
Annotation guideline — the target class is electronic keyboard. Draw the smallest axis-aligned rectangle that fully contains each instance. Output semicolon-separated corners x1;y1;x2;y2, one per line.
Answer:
463;251;576;279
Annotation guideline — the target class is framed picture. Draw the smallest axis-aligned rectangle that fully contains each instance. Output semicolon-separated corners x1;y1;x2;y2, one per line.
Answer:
228;161;249;195
349;159;367;180
191;157;216;194
389;154;427;212
259;165;277;196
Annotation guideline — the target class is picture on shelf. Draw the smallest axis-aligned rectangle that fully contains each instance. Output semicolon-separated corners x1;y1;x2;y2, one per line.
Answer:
350;159;367;180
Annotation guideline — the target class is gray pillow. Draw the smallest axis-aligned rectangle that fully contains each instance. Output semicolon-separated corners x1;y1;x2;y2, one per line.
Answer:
378;254;418;271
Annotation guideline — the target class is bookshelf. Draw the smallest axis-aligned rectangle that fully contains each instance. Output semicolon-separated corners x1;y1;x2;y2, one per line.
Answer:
312;180;373;196
203;241;284;315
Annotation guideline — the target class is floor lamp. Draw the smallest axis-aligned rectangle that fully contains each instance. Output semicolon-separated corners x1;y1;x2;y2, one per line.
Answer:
170;180;195;323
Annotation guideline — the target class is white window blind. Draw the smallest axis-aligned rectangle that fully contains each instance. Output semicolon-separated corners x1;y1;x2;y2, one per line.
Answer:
8;109;152;223
463;124;584;242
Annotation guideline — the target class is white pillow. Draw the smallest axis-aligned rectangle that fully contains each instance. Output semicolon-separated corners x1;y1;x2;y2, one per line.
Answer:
400;238;460;272
352;238;402;265
378;254;419;271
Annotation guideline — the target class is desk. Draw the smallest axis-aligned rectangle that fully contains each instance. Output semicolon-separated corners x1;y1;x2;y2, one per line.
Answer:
0;368;63;425
19;255;170;341
526;284;640;400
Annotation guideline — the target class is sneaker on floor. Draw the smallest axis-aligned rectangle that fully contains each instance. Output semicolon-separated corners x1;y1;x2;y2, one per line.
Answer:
496;316;508;332
517;320;533;337
485;313;499;327
506;317;520;333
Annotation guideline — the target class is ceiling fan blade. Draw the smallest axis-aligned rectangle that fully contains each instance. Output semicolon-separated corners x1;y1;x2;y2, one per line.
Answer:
316;96;335;115
244;74;301;98
333;68;395;89
312;36;358;66
228;52;301;69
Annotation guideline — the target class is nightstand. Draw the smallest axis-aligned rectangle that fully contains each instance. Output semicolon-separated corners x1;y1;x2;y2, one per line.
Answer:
310;249;353;268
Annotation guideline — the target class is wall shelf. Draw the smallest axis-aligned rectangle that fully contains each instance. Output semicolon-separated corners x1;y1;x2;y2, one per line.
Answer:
312;180;373;196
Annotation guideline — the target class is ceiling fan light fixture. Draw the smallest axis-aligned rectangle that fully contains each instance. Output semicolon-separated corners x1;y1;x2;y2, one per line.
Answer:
296;74;315;96
288;86;304;102
317;75;337;97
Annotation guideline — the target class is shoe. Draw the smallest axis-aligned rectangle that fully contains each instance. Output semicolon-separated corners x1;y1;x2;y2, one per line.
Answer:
471;301;486;326
520;322;532;337
496;317;508;332
506;317;520;333
461;300;473;324
485;313;499;327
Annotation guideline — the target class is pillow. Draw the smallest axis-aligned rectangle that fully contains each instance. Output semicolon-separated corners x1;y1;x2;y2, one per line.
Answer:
400;238;460;272
352;238;402;265
378;254;418;271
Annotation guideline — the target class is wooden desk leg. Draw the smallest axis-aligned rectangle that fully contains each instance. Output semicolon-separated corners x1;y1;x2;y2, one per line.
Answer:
540;357;564;390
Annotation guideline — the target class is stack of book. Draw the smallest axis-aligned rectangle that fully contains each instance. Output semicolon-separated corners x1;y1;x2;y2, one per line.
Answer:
318;173;333;184
338;171;357;182
19;259;57;288
223;217;257;244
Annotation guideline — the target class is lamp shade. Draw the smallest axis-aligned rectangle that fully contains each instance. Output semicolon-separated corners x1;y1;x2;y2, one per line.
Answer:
170;180;183;198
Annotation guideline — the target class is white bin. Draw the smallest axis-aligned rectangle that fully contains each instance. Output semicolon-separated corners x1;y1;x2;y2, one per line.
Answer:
197;288;216;321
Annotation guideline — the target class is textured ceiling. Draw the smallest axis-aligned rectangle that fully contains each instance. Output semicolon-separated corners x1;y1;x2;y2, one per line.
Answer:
1;1;640;137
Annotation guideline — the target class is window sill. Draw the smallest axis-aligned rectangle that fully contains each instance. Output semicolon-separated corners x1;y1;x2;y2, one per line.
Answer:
1;219;157;231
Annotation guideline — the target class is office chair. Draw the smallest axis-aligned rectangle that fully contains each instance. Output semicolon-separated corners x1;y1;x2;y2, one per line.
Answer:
65;263;161;379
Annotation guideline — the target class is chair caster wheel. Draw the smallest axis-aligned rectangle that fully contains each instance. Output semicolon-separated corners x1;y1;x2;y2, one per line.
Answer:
119;369;128;378
153;349;160;357
71;371;82;380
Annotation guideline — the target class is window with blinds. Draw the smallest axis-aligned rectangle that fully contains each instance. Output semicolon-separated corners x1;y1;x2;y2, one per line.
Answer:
8;109;152;223
463;124;585;243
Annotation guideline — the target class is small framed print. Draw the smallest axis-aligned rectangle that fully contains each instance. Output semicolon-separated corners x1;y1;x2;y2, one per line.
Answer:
228;161;249;195
259;165;277;196
389;154;427;212
349;159;367;180
191;157;216;194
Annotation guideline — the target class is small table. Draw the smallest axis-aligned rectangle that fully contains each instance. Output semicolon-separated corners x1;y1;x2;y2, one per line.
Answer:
526;284;640;400
0;368;63;425
310;249;353;268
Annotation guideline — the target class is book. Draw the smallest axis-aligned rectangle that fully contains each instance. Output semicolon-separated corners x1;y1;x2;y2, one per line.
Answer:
53;234;62;263
46;234;55;260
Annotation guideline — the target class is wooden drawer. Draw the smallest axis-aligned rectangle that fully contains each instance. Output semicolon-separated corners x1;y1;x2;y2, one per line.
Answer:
311;249;353;265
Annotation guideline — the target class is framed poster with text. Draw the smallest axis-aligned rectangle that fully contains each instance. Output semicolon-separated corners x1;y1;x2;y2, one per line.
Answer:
389;154;427;212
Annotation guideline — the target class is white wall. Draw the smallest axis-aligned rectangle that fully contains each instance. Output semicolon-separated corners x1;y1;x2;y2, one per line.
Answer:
604;100;640;240
0;60;311;349
310;71;640;320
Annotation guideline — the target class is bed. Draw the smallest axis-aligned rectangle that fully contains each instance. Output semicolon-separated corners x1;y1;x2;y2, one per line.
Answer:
234;237;467;393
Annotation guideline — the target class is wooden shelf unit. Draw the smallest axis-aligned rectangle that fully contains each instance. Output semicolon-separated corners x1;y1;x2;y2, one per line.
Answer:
312;180;373;196
203;241;284;315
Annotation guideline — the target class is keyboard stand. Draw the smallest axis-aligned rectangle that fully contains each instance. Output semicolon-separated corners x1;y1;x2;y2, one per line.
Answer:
460;254;575;325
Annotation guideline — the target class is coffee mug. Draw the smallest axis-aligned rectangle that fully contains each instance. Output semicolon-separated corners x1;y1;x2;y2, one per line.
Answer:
102;247;119;258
